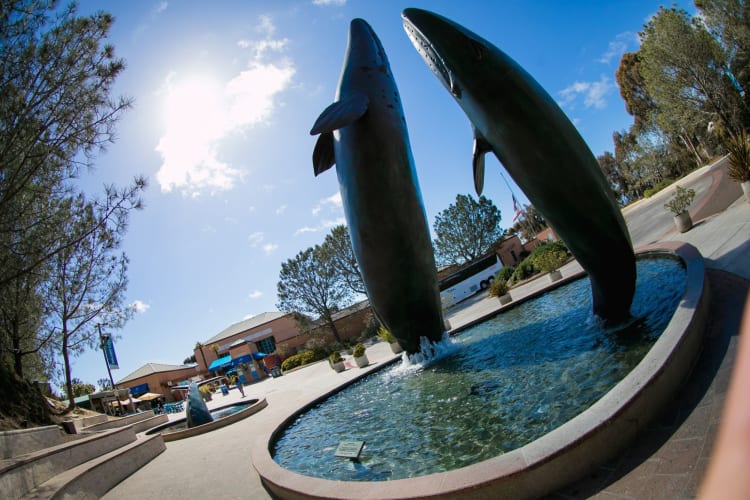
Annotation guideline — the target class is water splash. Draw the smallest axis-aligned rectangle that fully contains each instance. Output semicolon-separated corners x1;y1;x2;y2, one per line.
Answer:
402;332;458;368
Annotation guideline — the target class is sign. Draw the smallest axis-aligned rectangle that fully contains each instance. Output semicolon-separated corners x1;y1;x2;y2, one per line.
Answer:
103;335;119;370
334;440;365;460
130;383;149;396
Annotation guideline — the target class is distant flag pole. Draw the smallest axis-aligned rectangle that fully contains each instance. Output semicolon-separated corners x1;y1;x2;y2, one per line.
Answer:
512;194;524;223
498;169;525;223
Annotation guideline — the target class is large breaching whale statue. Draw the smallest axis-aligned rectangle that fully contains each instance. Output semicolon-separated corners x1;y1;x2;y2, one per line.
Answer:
310;19;445;353
402;8;636;323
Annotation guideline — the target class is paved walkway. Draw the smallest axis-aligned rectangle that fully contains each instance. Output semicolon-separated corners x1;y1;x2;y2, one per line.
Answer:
105;163;749;500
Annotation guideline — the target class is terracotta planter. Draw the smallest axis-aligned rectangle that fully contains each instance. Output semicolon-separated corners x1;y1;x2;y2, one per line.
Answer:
741;180;750;203
498;293;512;305
548;270;563;282
354;354;369;368
674;211;693;233
389;342;403;354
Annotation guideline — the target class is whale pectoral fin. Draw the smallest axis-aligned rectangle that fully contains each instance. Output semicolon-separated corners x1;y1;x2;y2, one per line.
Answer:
472;129;493;195
313;132;336;176
310;93;369;135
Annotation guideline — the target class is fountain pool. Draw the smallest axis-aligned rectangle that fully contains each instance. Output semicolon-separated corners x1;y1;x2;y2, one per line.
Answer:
271;256;686;481
146;398;267;441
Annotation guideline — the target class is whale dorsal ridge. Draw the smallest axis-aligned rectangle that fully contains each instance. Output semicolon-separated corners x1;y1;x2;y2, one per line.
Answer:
309;93;369;135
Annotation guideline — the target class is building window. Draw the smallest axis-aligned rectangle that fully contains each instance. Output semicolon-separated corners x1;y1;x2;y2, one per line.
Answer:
256;337;276;354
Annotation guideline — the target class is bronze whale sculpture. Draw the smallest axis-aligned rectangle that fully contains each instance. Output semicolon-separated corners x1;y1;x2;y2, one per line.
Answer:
310;18;445;353
402;8;635;323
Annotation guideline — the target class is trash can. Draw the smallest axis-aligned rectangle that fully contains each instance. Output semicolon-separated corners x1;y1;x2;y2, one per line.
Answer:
271;367;282;378
220;384;229;396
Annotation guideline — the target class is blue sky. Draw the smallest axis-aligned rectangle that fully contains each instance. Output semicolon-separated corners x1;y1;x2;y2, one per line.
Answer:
68;0;690;389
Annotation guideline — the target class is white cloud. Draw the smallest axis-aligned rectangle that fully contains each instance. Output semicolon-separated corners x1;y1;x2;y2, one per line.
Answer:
248;290;263;299
311;191;342;215
313;0;347;5
557;76;613;110
155;1;168;14
248;231;264;246
155;16;295;195
130;300;151;314
263;243;278;255
275;204;287;215
294;225;319;235
597;32;638;64
294;216;346;236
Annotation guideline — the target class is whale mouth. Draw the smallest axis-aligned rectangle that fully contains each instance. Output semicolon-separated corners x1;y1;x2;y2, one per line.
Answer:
403;17;461;98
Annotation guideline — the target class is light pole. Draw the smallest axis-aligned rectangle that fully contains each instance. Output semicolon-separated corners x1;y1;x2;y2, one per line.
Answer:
98;324;123;416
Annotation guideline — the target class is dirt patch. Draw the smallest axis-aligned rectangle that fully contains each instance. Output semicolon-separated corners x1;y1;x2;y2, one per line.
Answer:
0;365;53;430
0;366;107;431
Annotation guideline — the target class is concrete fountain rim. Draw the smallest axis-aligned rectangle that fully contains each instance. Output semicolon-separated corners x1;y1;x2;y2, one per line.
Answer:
252;242;708;499
147;397;268;442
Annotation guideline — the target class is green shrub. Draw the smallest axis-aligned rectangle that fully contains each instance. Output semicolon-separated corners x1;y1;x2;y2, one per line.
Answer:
664;185;696;215
529;241;569;272
353;343;366;358
488;278;509;297
329;351;343;364
724;129;750;182
534;248;568;273
377;326;397;343
511;259;535;282
643;179;673;198
496;265;515;282
280;349;326;371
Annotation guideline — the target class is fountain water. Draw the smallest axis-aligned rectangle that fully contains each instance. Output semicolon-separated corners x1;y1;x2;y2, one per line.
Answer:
254;244;708;498
271;257;685;481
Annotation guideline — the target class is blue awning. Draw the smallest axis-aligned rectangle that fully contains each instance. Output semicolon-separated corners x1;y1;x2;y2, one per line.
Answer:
208;355;232;372
231;353;266;366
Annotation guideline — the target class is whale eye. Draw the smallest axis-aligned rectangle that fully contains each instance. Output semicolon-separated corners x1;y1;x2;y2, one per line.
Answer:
469;39;485;60
450;79;462;98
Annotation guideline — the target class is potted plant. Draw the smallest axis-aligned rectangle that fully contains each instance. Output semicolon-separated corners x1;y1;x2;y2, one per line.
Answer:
328;351;345;373
664;185;696;233
488;277;512;305
723;129;750;202
353;343;369;368
377;326;403;354
198;384;212;401
534;248;568;282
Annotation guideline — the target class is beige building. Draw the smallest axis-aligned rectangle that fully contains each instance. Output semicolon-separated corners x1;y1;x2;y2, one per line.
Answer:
115;362;199;403
194;312;303;380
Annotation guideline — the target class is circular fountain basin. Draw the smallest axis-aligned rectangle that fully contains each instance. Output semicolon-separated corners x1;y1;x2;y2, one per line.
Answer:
253;243;709;498
146;398;267;441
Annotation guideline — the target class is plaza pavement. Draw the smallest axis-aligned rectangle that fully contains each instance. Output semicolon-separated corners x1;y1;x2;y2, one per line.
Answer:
105;160;748;499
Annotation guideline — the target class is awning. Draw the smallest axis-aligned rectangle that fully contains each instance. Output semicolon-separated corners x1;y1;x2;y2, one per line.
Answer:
231;353;266;366
138;392;163;402
208;355;232;372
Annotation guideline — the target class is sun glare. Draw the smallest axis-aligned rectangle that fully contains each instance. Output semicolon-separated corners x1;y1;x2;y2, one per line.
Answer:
163;76;226;140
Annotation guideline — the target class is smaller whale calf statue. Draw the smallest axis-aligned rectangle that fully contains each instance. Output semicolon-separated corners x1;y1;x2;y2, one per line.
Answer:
402;8;636;323
310;18;445;354
186;382;213;428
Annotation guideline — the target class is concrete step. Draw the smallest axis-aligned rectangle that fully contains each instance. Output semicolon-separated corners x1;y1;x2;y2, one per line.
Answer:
82;413;168;434
20;433;165;499
0;427;70;460
0;426;136;500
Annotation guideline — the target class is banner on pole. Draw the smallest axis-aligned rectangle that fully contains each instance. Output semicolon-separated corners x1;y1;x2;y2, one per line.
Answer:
103;335;119;370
